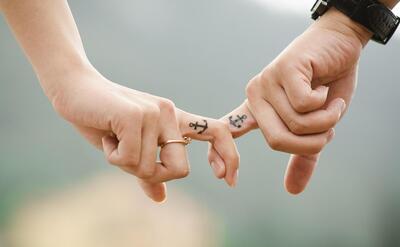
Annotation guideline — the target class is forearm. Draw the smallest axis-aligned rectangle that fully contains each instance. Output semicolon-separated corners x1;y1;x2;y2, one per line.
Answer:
0;0;94;99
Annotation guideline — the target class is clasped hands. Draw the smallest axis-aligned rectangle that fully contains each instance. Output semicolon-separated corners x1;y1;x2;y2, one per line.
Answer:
48;9;371;202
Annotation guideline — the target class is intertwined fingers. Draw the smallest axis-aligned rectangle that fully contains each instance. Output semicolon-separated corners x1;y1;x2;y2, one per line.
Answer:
207;101;324;194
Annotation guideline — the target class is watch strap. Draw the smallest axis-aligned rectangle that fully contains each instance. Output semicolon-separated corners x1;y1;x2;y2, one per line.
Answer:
331;0;400;44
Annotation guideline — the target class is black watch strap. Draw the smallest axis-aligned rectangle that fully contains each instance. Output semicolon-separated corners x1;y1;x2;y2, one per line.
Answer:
332;0;399;44
312;0;400;44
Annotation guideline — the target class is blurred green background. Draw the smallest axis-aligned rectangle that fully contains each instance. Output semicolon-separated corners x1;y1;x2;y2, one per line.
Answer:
1;0;400;246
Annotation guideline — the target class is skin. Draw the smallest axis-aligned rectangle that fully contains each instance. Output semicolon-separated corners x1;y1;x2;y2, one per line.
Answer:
0;0;239;202
1;0;399;201
209;2;399;194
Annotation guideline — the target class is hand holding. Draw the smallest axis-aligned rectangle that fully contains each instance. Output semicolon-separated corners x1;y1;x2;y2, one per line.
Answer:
50;68;239;202
209;9;372;193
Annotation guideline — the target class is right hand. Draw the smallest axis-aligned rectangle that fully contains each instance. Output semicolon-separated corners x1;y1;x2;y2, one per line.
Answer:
208;102;323;194
48;68;239;202
209;9;372;194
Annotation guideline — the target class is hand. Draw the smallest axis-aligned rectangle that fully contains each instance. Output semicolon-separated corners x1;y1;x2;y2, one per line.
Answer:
208;102;323;193
209;9;372;194
48;67;239;202
1;0;239;202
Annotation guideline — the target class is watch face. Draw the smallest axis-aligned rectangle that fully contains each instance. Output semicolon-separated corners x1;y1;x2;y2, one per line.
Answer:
311;0;330;20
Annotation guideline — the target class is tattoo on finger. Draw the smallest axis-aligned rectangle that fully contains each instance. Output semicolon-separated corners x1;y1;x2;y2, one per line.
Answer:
189;119;208;134
229;114;247;128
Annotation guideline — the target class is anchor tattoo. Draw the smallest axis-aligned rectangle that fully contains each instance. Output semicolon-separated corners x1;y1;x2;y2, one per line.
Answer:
189;119;208;134
229;114;247;128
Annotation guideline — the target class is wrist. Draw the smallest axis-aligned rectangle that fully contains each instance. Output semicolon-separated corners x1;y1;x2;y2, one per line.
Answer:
38;59;101;102
314;8;372;46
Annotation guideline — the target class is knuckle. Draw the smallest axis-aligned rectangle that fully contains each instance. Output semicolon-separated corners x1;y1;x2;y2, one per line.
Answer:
146;104;161;120
313;111;340;132
304;140;325;155
245;83;257;100
321;118;337;131
136;166;156;179
245;75;262;100
267;133;284;151
126;104;144;121
121;154;140;167
158;99;176;113
171;166;190;179
308;144;324;155
260;65;275;79
292;95;313;113
327;110;341;125
288;118;307;135
215;121;230;133
106;156;118;166
135;171;148;179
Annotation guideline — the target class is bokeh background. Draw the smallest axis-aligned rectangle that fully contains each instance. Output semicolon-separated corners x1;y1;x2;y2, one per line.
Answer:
1;0;400;246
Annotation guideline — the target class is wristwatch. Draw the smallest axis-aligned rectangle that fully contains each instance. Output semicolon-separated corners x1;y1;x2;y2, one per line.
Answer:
311;0;400;44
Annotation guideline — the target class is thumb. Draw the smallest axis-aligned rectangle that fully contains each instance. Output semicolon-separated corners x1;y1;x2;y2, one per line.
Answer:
284;153;321;195
137;179;167;203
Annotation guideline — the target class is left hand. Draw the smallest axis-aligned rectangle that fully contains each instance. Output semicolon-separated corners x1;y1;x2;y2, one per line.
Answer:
47;67;240;202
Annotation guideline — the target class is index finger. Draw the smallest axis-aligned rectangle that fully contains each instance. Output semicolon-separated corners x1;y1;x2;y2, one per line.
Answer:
177;109;240;187
263;63;328;113
247;93;334;154
206;101;257;182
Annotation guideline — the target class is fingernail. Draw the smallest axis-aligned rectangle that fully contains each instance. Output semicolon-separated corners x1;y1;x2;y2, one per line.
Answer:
316;86;329;96
336;99;346;113
231;170;239;187
327;128;335;142
157;196;168;204
340;100;346;113
317;85;328;92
